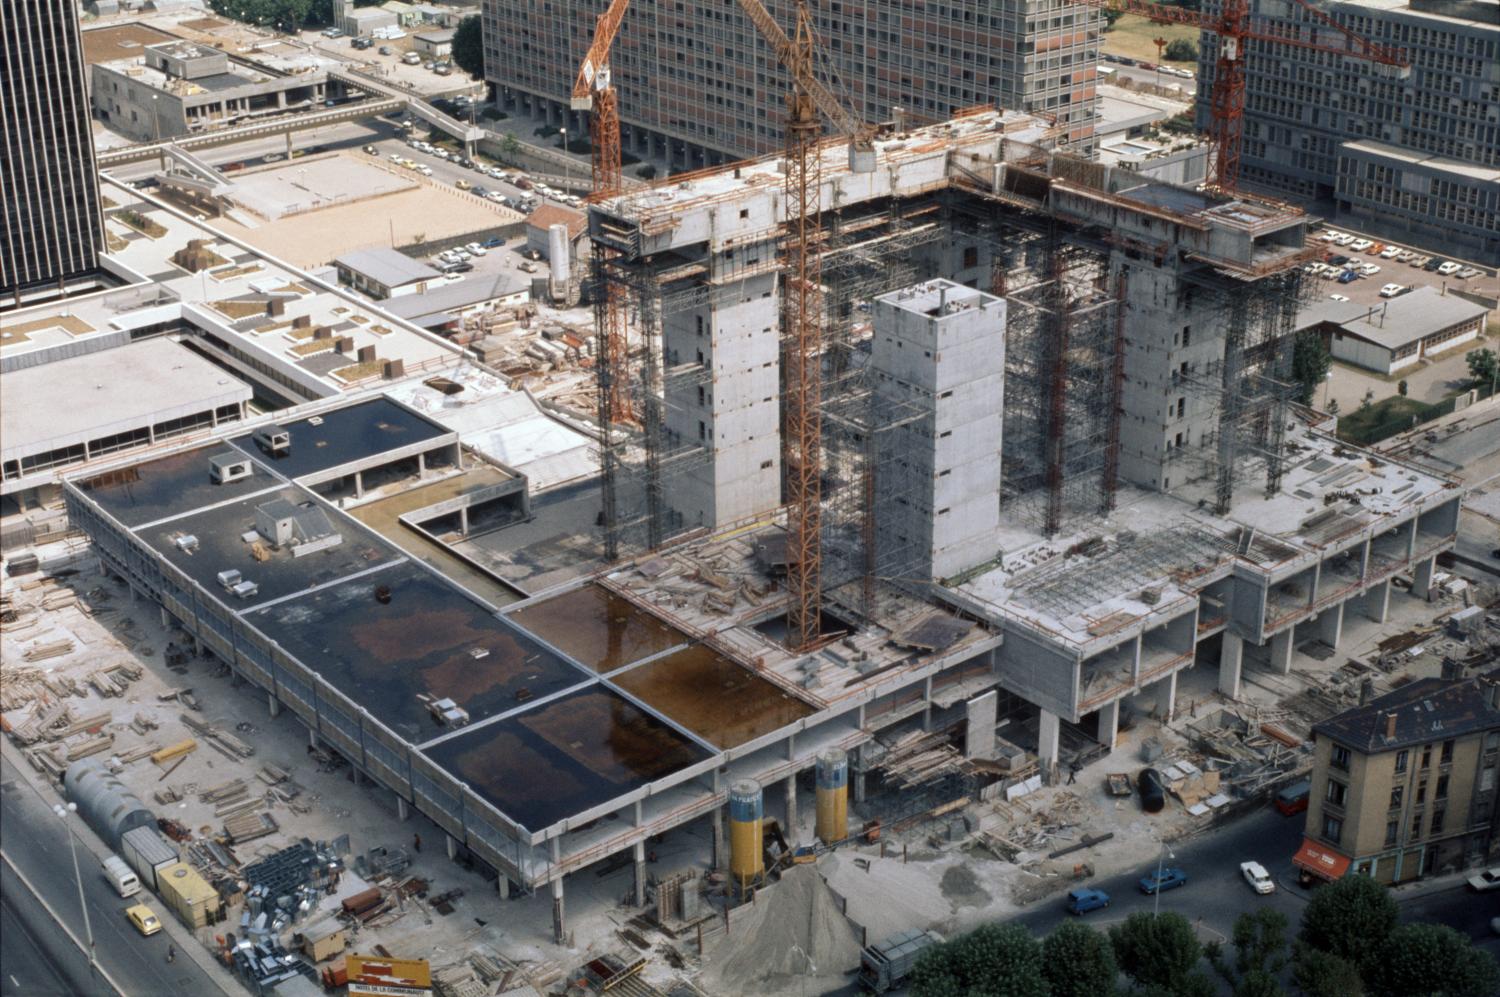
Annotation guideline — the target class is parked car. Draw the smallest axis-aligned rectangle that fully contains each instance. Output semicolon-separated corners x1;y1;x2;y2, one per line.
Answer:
1467;867;1500;892
1274;780;1311;816
1365;242;1384;255
514;177;534;190
416;165;432;176
1241;861;1275;895
450;262;475;273
322;27;343;38
455;179;473;191
1328;254;1350;266
1458;267;1480;279
1329;293;1350;302
466;243;487;256
424;60;437;70
403;52;422;65
1379;283;1406;298
1380;245;1402;259
1138;867;1188;895
1319;230;1343;242
1337;270;1359;284
1396;250;1416;263
481;237;505;248
1333;234;1355;246
1349;238;1373;252
1066;888;1111;915
1423;258;1444;271
1358;263;1380;277
1437;261;1461;276
126;903;163;936
364;145;379;155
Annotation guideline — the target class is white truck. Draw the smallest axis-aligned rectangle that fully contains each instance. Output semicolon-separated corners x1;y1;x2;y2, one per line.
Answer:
858;929;942;993
102;855;141;898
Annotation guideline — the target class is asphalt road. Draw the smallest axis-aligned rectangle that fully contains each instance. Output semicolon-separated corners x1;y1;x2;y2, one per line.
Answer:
1;877;77;997
0;754;224;997
1103;62;1199;97
1009;802;1500;966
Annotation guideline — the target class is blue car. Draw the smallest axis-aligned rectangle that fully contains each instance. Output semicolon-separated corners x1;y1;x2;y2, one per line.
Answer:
1138;867;1188;895
1066;888;1111;915
481;237;505;248
1337;270;1359;284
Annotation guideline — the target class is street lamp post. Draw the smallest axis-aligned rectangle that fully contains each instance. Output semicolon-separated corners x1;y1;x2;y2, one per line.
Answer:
54;802;96;975
1153;841;1175;918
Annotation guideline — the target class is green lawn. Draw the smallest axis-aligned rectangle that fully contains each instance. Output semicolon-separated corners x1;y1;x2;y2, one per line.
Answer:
1102;15;1201;66
1335;395;1447;445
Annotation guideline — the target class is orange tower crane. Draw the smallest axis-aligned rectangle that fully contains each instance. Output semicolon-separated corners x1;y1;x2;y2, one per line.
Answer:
735;0;874;651
1082;0;1408;189
573;0;635;419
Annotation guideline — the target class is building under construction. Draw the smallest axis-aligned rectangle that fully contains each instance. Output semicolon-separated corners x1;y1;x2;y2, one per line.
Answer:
60;109;1464;946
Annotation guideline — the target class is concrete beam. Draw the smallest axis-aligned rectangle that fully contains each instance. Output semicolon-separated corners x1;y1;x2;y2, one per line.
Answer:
1219;634;1243;699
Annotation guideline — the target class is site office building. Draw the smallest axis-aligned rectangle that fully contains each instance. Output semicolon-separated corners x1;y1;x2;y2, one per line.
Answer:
1300;676;1500;885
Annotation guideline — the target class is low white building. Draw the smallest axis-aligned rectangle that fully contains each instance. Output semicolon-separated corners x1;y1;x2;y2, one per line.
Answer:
334;249;442;300
413;29;456;58
1306;287;1488;375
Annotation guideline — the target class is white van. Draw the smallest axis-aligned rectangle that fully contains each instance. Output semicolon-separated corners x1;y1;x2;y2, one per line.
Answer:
103;855;141;897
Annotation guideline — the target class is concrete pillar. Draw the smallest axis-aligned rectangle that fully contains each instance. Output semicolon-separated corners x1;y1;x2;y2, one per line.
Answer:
784;773;798;841
1218;634;1243;699
1412;555;1436;601
851;747;866;804
397;796;410;821
633;840;647;907
268;692;281;718
307;726;317;749
922;675;934;730
497;874;510;899
1164;669;1178;723
1270;629;1293;675
551;877;566;945
160;607;170;627
445;834;458;861
966;691;997;760
459;505;469;537
1038;709;1061;782
1319;601;1345;649
355;470;365;499
1367;579;1391;624
1097;699;1120;751
286;131;293;159
711;804;726;871
417;452;426;476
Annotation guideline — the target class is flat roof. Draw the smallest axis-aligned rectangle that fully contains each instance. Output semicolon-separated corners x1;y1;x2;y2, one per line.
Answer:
77;442;281;529
0;338;251;465
1341;139;1500;184
379;271;530;322
334;248;442;288
1333;286;1489;350
227;396;450;479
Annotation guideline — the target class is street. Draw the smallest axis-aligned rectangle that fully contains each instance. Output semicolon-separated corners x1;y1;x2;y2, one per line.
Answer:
0;753;227;997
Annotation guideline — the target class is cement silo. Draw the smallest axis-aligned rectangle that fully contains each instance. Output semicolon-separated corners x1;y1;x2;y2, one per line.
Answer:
64;759;155;849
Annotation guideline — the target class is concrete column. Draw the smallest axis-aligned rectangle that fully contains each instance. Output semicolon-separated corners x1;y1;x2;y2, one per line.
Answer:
417;452;426;476
1412;555;1436;601
1164;669;1178;723
711;804;726;871
355;471;365;499
785;774;798;841
285;131;293;159
160;607;170;627
966;691;997;760
445;834;458;861
1318;601;1345;649
307;726;317;748
633;840;648;907
459;505;469;537
497;874;510;899
1270;629;1294;675
1097;699;1120;751
397;796;410;821
1367;579;1391;623
1038;709;1061;782
851;747;866;804
551;876;566;945
922;675;934;730
267;692;281;718
1218;634;1243;699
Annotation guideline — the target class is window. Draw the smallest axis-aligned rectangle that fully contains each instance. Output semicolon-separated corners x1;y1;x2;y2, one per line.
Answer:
1416;782;1427;804
1331;745;1352;771
1436;775;1448;799
1395;749;1408;773
1431;808;1445;834
1390;785;1403;809
962;246;978;268
1385;820;1399;846
1410;813;1422;840
1325;780;1348;807
1440;739;1454;764
1421;745;1432;768
1322;815;1343;843
1182;325;1192;347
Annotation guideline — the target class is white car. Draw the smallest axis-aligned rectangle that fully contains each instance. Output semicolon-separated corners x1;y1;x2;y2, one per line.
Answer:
1241;861;1275;894
1349;238;1373;252
1329;293;1350;302
1380;245;1402;259
1319;230;1342;242
465;242;487;256
1437;261;1461;276
1467;867;1500;892
1359;263;1380;277
1380;283;1405;298
1458;267;1480;279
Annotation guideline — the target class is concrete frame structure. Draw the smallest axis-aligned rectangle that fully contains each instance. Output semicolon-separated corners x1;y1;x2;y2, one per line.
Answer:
1194;0;1500;264
481;0;1104;171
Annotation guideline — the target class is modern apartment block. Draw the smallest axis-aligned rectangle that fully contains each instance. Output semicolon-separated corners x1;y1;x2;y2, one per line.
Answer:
1195;0;1500;263
481;0;1103;170
1;0;106;306
1299;676;1500;884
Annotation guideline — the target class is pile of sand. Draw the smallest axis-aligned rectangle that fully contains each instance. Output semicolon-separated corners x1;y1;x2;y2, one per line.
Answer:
821;851;955;942
700;865;863;996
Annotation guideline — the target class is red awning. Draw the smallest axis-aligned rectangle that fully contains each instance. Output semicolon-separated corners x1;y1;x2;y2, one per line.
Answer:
1292;838;1351;880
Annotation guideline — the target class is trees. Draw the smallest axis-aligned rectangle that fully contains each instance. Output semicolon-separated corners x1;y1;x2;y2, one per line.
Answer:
1366;923;1500;997
1298;873;1398;970
1111;912;1208;995
1291;948;1364;997
1164;38;1199;61
499;132;521;164
1207;910;1289;997
1041;921;1117;997
452;15;484;78
1291;331;1331;405
1466;347;1498;388
910;923;1048;997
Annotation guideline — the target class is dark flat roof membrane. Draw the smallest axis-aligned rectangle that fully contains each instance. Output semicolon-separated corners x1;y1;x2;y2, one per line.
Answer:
506;584;688;672
228;397;448;480
244;561;590;740
422;685;711;832
77;443;277;528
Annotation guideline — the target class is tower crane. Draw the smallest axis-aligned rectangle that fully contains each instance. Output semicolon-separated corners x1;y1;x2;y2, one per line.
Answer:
1080;0;1409;189
734;0;874;651
573;0;634;562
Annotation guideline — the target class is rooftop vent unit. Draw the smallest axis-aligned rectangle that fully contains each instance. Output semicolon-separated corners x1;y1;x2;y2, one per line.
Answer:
253;425;291;456
209;452;252;485
231;580;260;600
428;697;470;728
174;534;200;554
217;569;243;590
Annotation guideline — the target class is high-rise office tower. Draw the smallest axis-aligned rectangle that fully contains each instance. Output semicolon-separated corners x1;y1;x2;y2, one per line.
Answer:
2;0;106;306
481;0;1103;172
